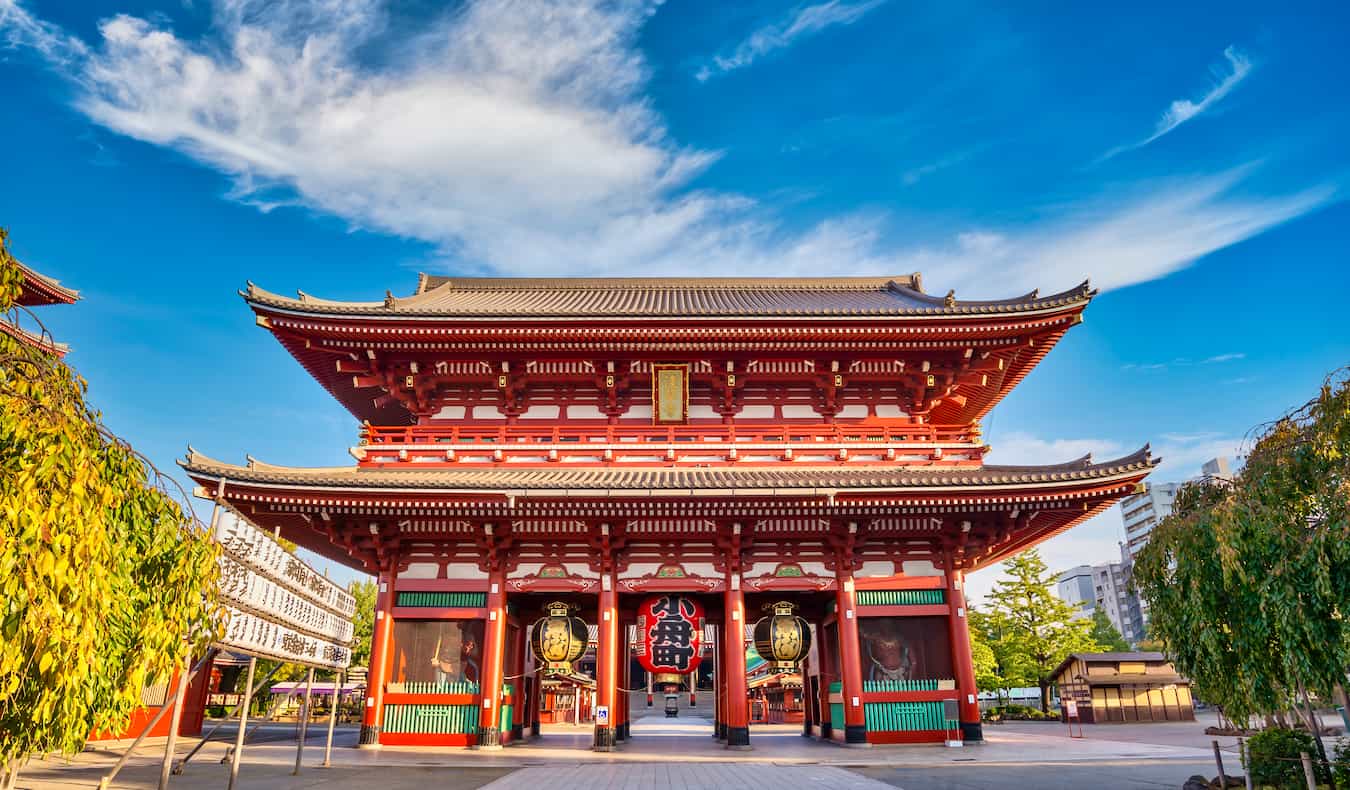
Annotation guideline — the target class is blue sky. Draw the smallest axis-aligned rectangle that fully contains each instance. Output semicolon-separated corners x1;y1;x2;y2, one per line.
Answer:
2;0;1347;600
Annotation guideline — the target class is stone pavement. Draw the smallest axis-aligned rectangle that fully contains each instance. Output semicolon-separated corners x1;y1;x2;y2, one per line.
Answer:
480;764;894;790
11;709;1236;789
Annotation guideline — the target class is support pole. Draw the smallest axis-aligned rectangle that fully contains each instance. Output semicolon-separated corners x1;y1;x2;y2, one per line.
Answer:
593;573;618;751
359;569;395;747
1239;737;1254;790
947;568;983;742
476;569;508;749
723;580;750;749
323;670;342;768
178;658;283;774
1300;752;1317;790
227;657;257;790
1212;740;1228;789
835;571;868;747
158;655;193;790
292;667;314;775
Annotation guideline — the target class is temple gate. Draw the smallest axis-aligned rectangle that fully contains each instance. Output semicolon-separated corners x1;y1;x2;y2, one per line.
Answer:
184;274;1154;749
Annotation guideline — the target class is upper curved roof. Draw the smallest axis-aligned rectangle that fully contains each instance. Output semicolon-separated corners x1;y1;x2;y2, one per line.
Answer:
14;260;79;306
244;274;1094;320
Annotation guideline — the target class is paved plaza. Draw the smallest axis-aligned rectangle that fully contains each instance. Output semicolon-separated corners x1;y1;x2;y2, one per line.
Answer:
10;709;1245;789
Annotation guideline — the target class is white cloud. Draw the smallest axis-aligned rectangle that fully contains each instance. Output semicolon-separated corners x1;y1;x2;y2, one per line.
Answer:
1122;351;1245;371
983;432;1125;466
695;0;885;82
0;2;1336;295
1101;46;1253;161
0;0;85;62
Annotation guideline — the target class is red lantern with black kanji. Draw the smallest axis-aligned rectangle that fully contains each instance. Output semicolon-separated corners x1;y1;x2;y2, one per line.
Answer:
634;595;704;675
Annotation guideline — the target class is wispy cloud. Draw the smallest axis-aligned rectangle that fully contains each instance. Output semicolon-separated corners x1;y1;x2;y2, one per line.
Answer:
0;0;85;62
901;144;989;186
1101;46;1253;162
1123;352;1246;371
695;0;885;82
0;2;1335;297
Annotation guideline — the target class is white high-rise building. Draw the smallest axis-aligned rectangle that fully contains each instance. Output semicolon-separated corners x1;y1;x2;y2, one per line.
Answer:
1055;562;1144;643
1121;456;1231;559
1117;456;1232;637
1121;482;1180;559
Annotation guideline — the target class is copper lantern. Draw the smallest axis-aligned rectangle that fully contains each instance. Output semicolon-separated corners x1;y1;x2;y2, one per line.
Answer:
530;601;588;674
753;601;811;669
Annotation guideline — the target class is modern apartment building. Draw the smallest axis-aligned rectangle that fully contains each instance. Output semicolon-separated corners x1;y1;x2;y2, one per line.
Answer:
1056;562;1145;643
1121;457;1231;559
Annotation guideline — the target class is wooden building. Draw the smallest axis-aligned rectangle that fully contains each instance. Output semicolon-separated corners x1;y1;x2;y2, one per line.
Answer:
183;274;1154;749
1053;652;1194;723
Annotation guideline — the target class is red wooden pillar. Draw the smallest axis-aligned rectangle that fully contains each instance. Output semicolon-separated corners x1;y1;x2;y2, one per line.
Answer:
835;572;868;746
359;569;395;747
723;582;750;749
594;575;618;750
476;569;507;749
948;568;983;742
510;620;526;742
714;628;725;740
614;619;628;742
818;619;835;740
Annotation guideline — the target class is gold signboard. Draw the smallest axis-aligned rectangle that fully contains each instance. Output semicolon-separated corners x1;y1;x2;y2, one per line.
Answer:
651;364;689;424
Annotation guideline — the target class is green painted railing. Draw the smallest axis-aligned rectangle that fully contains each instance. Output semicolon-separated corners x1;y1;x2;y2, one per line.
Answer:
864;701;952;732
499;701;513;733
862;679;945;692
393;681;479;695
855;589;945;606
383;704;479;734
395;591;487;608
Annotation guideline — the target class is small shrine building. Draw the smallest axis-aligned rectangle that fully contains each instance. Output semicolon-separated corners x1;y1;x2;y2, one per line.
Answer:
182;274;1154;750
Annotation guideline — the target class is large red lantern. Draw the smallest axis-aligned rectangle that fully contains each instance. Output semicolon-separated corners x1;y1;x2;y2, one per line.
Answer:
634;595;704;675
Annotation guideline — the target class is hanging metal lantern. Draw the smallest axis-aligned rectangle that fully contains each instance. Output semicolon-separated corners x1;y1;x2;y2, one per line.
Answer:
530;601;589;674
753;601;811;669
634;594;704;675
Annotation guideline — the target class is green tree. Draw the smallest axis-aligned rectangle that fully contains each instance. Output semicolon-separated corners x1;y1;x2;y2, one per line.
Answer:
0;230;219;782
1089;609;1130;652
983;550;1101;711
966;610;1003;699
348;578;377;669
1133;370;1350;737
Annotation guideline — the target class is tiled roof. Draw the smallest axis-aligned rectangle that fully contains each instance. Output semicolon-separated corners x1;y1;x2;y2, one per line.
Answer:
181;447;1155;493
244;274;1094;319
1;319;69;357
15;260;79;306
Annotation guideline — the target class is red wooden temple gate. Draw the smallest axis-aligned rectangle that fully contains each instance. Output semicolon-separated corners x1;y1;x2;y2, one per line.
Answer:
184;274;1153;749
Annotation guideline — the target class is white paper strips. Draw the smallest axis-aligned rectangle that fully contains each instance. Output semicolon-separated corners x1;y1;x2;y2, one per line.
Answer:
212;508;355;668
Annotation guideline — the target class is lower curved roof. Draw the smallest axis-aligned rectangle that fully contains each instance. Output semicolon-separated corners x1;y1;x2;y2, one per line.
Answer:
181;447;1155;495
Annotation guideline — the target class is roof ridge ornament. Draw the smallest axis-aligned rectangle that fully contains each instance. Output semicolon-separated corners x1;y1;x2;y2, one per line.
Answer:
944;290;956;308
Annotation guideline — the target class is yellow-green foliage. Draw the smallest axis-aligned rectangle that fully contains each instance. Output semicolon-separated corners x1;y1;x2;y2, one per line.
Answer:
0;228;220;763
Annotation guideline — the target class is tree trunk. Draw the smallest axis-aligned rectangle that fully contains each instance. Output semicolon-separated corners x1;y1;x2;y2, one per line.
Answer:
1333;682;1350;732
1039;680;1050;713
1296;682;1329;771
